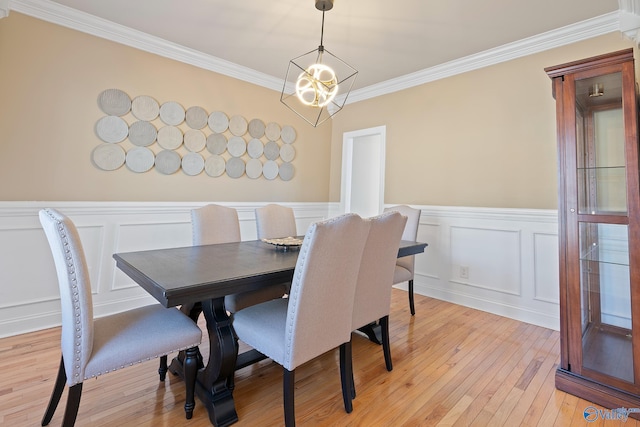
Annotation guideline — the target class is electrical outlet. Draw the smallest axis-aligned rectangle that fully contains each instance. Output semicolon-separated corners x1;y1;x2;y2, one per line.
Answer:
460;266;469;279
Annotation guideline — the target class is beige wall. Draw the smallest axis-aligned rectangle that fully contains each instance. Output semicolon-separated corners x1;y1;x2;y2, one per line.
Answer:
1;13;636;209
0;13;332;202
330;32;635;209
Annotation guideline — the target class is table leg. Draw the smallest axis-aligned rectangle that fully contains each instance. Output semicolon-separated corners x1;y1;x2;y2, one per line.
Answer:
170;297;239;427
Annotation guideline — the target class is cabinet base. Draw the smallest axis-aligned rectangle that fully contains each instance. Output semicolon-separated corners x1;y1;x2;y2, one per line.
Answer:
556;368;640;420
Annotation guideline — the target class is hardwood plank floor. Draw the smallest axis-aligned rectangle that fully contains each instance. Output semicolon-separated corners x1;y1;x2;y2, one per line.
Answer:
0;289;628;426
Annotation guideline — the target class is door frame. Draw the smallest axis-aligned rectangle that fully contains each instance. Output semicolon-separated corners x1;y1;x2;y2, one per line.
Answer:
340;125;387;215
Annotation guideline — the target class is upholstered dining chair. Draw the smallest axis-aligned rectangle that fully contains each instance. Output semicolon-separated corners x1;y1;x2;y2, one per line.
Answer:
232;213;371;427
191;204;287;313
384;205;421;315
39;208;202;427
255;203;297;240
351;211;407;381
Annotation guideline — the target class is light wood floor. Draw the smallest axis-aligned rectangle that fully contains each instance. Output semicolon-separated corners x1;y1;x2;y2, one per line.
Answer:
0;289;631;426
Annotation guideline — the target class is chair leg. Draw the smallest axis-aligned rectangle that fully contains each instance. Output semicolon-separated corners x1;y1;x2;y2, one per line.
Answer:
42;356;67;426
408;279;415;315
339;341;354;414
283;368;296;427
183;346;199;419
380;315;393;371
61;383;83;427
158;355;168;381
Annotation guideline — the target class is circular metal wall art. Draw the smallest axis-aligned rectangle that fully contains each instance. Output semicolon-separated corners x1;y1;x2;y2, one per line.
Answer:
246;158;263;179
98;89;131;116
265;122;281;141
126;146;155;173
280;144;295;162
227;136;247;157
247;138;264;159
96;116;129;143
229;115;248;136
92;143;126;171
184;129;206;152
182;152;205;176
279;162;294;181
131;95;160;121
262;160;279;180
208;111;229;133
159;101;185;126
226;157;245;178
205;155;226;177
128;120;157;146
157;126;183;150
206;133;227;155
264;141;280;161
155;150;182;175
281;126;296;144
185;106;208;129
248;119;265;138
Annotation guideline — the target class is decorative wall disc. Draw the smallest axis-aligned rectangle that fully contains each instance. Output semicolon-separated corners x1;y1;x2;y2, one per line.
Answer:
185;106;208;129
227;136;247;157
247;138;264;159
98;89;131;116
208;111;229;133
182;152;205;176
229;115;248;136
92;143;125;171
155;150;182;175
205;155;225;177
159;101;185;125
184;129;206;152
264;141;280;161
279;162;294;181
96;116;128;143
128;120;157;146
262;160;279;180
226;157;245;178
281;125;296;144
248;119;265;138
131;95;160;121
265;122;281;141
157;126;183;150
126;147;155;173
246;158;262;179
280;144;295;162
206;133;227;155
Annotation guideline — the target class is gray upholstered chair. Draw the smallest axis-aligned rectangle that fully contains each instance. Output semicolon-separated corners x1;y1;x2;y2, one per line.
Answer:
191;204;287;313
39;208;202;427
255;203;297;240
351;211;407;380
232;213;371;427
384;205;421;315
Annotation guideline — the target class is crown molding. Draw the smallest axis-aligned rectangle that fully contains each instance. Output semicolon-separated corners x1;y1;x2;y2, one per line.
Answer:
347;12;620;103
8;0;621;104
0;0;10;19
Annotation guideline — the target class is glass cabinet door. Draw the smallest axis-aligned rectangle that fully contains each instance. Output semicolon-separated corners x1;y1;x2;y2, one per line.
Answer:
574;71;634;384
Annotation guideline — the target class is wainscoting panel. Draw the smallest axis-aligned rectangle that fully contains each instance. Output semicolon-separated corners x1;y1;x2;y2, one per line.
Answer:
0;202;559;337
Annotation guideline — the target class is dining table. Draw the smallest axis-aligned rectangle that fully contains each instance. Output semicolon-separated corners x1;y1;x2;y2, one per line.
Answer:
113;237;427;427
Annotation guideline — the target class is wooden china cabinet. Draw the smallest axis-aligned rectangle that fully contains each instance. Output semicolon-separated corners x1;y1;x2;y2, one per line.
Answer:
545;48;640;412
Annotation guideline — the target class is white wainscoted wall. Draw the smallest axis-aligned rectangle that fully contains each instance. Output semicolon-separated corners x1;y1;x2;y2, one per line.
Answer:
0;202;559;338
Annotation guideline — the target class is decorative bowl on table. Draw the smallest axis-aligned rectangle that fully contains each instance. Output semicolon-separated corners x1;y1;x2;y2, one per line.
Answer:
261;237;303;251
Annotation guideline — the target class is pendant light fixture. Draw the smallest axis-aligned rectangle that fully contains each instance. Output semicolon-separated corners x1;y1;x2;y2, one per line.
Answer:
281;0;358;127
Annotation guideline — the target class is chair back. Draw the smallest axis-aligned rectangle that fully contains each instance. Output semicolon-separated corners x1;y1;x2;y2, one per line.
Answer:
352;211;407;329
255;204;297;239
191;204;241;245
39;208;93;385
384;205;420;276
284;213;370;370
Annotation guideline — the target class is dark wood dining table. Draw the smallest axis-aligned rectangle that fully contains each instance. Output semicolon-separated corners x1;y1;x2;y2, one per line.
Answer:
113;238;427;427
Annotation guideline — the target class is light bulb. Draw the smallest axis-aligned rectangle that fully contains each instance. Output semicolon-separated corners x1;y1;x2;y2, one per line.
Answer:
295;63;338;107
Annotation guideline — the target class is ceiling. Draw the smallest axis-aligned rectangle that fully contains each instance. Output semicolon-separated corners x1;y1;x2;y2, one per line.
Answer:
13;0;623;97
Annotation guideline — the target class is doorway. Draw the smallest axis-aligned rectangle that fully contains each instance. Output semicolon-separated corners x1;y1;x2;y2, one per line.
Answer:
340;126;386;217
